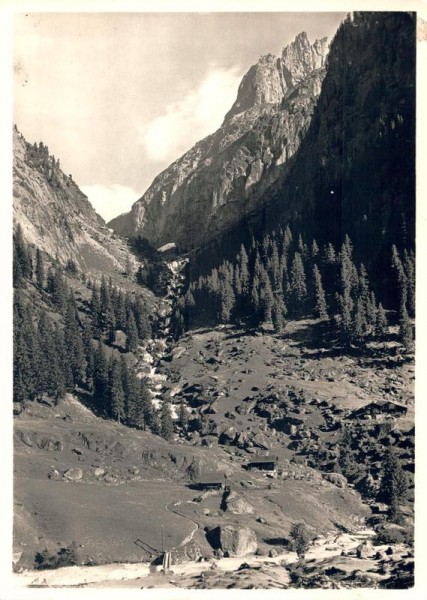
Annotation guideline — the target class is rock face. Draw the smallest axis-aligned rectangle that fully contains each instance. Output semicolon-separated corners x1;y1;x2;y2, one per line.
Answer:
13;128;136;276
109;33;329;250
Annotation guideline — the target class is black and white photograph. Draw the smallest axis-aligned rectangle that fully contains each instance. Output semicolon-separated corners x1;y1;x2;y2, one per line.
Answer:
1;0;425;594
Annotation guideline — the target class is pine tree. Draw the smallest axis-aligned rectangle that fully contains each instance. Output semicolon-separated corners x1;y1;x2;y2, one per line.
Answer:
391;245;408;309
35;248;45;289
13;224;32;283
238;244;250;298
160;400;174;440
64;292;86;385
353;297;368;342
218;263;235;323
312;265;328;320
378;450;408;521
99;275;115;336
403;249;415;318
37;310;64;399
376;303;388;338
82;321;95;391
93;341;109;412
134;297;151;340
289;252;307;317
398;298;413;351
47;267;67;312
108;356;125;423
259;266;274;323
126;311;139;352
271;295;286;332
13;294;38;402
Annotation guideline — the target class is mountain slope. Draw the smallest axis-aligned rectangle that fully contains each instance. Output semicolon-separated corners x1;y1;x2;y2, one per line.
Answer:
187;11;415;285
13;127;137;282
108;33;329;250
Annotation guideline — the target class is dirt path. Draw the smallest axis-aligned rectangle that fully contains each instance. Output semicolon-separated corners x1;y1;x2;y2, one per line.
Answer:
165;500;199;547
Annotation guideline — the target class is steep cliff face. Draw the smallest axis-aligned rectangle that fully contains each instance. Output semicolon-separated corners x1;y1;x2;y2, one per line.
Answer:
187;12;415;285
109;32;329;250
262;12;415;271
13;128;135;278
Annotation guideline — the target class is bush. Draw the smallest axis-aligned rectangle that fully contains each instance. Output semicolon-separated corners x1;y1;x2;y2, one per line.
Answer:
34;542;78;570
289;522;312;558
375;525;413;545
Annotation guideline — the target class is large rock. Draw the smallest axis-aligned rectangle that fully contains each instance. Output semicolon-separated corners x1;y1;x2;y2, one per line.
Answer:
212;525;258;557
225;492;254;515
322;472;348;488
218;426;237;445
63;467;83;481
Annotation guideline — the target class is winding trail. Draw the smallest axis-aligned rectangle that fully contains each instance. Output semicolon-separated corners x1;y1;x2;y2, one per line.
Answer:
165;500;200;547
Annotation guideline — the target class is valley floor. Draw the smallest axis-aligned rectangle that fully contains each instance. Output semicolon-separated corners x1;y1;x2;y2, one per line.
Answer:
12;320;415;589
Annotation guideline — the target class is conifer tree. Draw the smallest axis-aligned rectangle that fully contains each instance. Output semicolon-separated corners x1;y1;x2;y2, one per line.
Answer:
312;265;328;320
378;450;408;521
13;224;32;283
82;321;95;391
134;297;151;339
259;267;274;322
64;292;86;385
93;341;109;412
238;244;250;298
403;249;415;318
398;298;413;351
376;303;388;338
126;311;139;352
271;295;286;332
108;356;125;423
13;294;38;402
47;267;67;312
218;264;235;323
289;252;307;316
37;309;64;399
35;248;45;289
391;245;408;309
160;400;174;440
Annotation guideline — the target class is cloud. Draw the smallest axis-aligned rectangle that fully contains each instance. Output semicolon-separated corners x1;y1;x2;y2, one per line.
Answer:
80;184;139;223
139;66;241;165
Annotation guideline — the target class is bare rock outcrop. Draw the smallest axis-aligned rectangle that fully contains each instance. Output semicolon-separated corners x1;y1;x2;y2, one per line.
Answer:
108;33;329;250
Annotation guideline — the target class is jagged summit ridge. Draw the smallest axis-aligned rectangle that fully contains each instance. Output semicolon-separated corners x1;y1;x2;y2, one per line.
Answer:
109;31;330;250
225;32;328;120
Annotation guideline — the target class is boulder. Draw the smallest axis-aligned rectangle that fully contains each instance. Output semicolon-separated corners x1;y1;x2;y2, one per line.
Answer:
93;467;106;477
322;472;348;488
251;432;271;450
218;426;237;445
215;525;258;557
225;492;254;515
63;467;83;481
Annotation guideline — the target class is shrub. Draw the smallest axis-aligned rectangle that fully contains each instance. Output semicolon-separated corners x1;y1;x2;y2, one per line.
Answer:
34;542;78;570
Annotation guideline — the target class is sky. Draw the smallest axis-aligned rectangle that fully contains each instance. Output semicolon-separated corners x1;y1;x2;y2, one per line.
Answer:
13;11;345;222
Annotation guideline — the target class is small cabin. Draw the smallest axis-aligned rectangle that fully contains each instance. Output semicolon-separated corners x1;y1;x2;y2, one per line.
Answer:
351;401;407;420
247;457;278;472
197;481;224;491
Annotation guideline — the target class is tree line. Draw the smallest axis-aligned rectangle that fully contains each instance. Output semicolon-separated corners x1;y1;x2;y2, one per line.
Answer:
171;225;414;350
13;225;177;439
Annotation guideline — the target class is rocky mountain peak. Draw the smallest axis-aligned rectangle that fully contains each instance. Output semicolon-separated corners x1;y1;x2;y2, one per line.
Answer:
225;32;329;121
